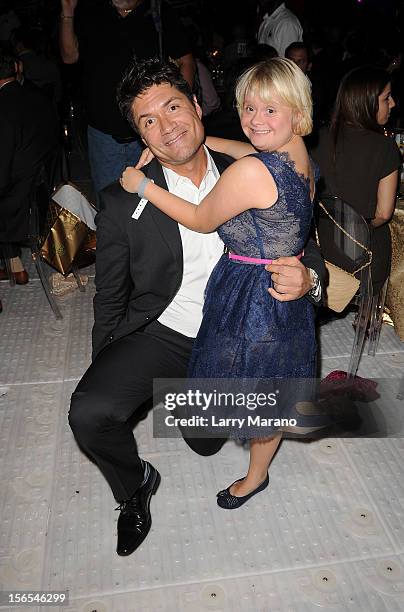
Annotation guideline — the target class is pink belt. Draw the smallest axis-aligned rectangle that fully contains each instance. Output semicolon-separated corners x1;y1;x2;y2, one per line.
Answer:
228;252;303;265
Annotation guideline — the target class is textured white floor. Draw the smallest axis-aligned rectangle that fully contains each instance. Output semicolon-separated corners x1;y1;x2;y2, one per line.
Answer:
1;261;404;612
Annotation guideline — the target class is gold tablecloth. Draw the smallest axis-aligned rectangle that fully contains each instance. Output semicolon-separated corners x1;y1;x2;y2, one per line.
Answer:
386;200;404;340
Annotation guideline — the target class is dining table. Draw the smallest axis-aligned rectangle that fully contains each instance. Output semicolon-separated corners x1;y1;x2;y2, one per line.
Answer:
386;196;404;341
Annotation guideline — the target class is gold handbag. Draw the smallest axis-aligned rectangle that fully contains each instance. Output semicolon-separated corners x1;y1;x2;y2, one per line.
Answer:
316;202;372;313
40;183;96;275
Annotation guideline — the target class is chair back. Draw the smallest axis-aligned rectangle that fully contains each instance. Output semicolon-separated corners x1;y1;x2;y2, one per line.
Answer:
315;195;371;275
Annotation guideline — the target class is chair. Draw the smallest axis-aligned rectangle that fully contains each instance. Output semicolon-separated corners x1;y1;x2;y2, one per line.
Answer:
28;168;64;319
316;195;375;377
367;276;389;357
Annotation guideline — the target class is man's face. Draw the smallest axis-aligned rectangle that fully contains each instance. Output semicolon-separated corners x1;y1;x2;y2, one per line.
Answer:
287;48;310;74
132;83;205;169
15;60;23;83
111;0;139;11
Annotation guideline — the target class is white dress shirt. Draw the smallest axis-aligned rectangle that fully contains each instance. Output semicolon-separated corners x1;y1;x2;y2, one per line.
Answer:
257;2;303;57
157;148;224;337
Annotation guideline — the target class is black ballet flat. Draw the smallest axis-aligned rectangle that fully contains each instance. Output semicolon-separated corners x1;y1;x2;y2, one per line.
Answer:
216;474;269;509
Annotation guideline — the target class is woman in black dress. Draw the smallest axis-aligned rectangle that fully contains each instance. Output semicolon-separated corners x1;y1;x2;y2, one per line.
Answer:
310;66;401;294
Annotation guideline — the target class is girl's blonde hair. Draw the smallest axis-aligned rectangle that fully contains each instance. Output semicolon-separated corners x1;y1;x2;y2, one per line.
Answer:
235;58;313;136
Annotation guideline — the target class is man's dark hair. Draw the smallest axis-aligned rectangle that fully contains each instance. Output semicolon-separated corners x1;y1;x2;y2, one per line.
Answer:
13;25;43;54
117;57;194;132
0;45;16;79
254;43;278;61
285;42;309;57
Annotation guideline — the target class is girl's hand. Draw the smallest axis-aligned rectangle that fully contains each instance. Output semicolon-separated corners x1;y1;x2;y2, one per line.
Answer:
135;147;155;169
120;167;145;193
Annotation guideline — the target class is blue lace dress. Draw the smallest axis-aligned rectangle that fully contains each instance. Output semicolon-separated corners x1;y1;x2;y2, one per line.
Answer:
187;152;317;436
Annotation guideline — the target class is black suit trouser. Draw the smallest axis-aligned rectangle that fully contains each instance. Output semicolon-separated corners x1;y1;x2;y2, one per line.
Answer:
69;321;225;501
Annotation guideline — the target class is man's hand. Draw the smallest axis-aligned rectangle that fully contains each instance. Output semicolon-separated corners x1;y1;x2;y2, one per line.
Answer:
120;167;145;193
61;0;79;16
265;256;313;301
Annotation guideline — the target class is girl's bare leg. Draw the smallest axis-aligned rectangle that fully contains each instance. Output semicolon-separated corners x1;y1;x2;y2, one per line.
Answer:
230;432;282;497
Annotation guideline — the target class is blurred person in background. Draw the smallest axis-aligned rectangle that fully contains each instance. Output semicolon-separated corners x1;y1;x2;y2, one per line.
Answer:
59;0;194;196
0;46;58;286
257;1;302;57
223;23;253;73
0;3;20;43
285;41;325;130
310;66;401;296
13;25;62;103
285;41;310;74
307;23;344;126
194;56;221;117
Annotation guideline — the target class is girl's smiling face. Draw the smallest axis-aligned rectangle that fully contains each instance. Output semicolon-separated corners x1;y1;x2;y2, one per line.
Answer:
240;91;296;152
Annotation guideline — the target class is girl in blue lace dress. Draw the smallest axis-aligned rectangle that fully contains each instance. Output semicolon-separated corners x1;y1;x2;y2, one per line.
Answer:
122;59;316;509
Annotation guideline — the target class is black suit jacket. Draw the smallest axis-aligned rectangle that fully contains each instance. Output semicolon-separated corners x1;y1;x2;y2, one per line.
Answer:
0;80;58;242
93;150;326;359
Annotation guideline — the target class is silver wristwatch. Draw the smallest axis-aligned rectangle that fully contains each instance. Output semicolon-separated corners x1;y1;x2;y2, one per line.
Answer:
308;268;321;301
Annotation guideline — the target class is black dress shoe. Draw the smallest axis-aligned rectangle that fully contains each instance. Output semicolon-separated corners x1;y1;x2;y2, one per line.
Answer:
116;462;160;556
217;474;269;509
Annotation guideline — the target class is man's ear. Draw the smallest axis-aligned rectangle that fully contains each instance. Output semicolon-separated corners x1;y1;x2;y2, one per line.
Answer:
193;94;203;119
15;60;23;81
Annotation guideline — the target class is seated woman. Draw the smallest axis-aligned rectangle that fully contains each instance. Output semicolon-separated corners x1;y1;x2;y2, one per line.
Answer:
310;65;401;295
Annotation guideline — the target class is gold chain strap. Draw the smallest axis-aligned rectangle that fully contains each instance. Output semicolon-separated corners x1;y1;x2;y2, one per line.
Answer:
315;200;372;274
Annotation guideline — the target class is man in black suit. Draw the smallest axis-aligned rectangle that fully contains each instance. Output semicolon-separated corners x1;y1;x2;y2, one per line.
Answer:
69;58;326;557
0;47;58;285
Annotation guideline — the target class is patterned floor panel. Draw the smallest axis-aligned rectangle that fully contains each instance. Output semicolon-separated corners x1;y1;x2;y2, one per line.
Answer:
1;266;404;611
